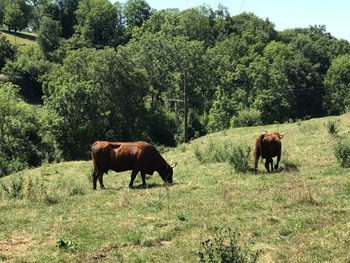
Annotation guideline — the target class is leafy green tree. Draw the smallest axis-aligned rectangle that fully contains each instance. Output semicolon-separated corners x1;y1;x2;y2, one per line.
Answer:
3;2;26;32
207;89;235;132
0;35;15;70
43;47;149;159
324;54;350;114
74;0;121;48
38;0;80;38
37;15;62;58
0;83;57;176
250;41;296;123
2;46;51;104
124;0;152;29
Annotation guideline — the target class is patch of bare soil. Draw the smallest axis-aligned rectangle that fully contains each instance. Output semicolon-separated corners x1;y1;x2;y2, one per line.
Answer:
0;232;34;262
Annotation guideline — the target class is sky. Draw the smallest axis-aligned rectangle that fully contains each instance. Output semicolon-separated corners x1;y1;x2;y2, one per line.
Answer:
119;0;350;41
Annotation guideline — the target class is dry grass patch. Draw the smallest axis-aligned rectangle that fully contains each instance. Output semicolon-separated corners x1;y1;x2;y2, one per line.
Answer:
0;232;34;261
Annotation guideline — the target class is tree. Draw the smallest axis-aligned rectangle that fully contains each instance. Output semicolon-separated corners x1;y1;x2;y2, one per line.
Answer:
0;35;15;70
0;83;57;176
3;2;26;32
324;54;350;114
43;47;149;159
124;0;152;29
74;0;121;47
37;15;62;58
2;46;51;104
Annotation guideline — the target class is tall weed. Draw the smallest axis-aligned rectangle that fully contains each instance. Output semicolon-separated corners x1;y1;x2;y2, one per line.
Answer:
198;227;260;263
0;173;25;199
326;119;339;135
193;140;252;173
227;143;252;173
334;139;350;167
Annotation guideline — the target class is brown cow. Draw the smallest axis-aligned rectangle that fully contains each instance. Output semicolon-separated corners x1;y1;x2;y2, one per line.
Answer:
91;141;176;190
254;131;286;174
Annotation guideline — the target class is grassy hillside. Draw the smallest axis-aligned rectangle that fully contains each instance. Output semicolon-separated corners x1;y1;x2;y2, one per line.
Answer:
1;114;350;262
1;30;37;46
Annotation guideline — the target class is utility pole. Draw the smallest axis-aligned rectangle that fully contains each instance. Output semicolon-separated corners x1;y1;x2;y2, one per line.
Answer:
183;71;188;143
168;70;189;144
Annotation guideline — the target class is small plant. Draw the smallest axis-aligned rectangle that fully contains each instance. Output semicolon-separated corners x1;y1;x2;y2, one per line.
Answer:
334;139;350;167
193;144;204;162
56;236;76;251
198;227;260;263
68;183;85;196
176;212;186;221
227;143;252;173
0;174;25;199
326;119;339;135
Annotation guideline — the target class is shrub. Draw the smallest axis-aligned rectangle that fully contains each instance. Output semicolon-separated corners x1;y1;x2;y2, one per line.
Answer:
326;119;339;135
227;143;252;173
230;108;262;128
193;144;204;162
0;173;25;199
334;139;350;167
198;227;260;263
194;140;252;173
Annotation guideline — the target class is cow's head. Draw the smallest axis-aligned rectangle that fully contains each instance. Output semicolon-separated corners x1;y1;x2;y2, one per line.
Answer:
164;162;177;184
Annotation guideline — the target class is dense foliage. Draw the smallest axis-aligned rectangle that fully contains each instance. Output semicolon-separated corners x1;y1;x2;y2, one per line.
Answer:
1;0;350;175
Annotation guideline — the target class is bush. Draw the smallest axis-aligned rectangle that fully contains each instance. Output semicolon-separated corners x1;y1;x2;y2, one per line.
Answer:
198;227;260;263
0;173;25;199
326;119;339;135
227;143;252;173
334;139;350;167
230;108;262;128
193;140;252;173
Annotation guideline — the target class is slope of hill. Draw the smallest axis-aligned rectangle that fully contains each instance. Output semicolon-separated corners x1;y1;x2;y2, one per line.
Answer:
0;114;349;262
1;30;37;46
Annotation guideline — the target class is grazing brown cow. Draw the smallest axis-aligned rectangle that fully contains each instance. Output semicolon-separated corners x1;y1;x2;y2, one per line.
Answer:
253;131;287;174
91;141;176;190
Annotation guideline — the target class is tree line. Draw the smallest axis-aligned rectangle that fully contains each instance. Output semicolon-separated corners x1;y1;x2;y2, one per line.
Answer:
1;0;350;176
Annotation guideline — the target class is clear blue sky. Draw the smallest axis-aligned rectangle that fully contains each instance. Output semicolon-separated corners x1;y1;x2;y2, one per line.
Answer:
118;0;350;41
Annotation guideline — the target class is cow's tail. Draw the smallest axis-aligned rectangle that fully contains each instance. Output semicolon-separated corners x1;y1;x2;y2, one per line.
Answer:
254;134;265;174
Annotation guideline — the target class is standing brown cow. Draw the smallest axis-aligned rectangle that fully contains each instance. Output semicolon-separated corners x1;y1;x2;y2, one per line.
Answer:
254;132;286;174
91;141;177;190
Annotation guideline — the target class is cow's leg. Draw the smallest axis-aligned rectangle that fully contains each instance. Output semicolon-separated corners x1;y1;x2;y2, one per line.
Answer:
275;153;281;171
98;174;105;189
129;169;139;188
270;158;274;171
264;159;271;173
92;168;98;190
141;172;147;188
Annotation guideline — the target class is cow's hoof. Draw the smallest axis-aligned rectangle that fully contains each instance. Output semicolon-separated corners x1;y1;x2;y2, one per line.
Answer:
129;185;135;189
141;184;147;189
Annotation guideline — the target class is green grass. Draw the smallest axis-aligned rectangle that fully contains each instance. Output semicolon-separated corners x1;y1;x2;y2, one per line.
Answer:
1;114;350;262
1;31;37;46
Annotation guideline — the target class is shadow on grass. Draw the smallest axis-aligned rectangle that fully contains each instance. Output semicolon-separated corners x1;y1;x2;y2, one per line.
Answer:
1;30;37;41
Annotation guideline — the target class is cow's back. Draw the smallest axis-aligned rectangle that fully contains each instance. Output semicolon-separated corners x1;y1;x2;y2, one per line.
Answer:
261;135;281;158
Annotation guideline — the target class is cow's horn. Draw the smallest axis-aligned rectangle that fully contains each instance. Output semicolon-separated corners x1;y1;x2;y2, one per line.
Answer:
262;130;268;134
170;161;177;168
281;132;288;136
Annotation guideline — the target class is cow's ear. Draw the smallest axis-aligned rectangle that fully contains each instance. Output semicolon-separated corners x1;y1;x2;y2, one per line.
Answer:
170;162;177;168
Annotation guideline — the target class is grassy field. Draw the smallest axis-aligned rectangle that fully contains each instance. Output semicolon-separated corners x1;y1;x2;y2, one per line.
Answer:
1;30;37;46
0;114;350;262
